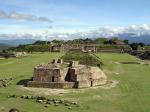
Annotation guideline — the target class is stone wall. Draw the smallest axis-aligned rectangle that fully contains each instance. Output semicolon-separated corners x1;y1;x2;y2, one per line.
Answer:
97;48;122;53
60;68;68;81
69;66;91;82
28;58;107;89
92;78;107;86
76;80;91;88
76;78;107;88
61;44;84;52
49;44;132;53
33;68;61;82
27;81;75;89
83;45;97;53
90;67;106;79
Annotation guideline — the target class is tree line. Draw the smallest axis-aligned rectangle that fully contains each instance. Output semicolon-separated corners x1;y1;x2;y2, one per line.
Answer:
3;37;149;52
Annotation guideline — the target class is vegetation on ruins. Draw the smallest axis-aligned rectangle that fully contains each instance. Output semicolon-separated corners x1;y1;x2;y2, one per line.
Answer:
7;37;128;52
97;45;125;49
130;42;145;50
1;37;150;54
61;51;103;67
9;44;51;52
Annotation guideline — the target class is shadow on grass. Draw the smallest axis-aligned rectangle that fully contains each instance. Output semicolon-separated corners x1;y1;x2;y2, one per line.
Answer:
17;79;32;87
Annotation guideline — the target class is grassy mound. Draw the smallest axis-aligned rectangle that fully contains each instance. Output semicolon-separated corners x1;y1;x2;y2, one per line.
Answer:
61;51;103;67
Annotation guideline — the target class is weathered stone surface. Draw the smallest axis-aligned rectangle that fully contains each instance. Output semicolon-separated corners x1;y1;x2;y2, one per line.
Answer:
27;59;107;88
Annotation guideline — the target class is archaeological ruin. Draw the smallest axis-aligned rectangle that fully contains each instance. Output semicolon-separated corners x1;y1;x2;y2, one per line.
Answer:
0;52;27;58
49;43;131;53
27;59;107;88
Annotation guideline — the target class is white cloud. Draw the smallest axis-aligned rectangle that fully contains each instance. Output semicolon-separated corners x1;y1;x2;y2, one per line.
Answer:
0;10;52;23
0;24;150;40
38;17;52;23
9;11;35;21
0;10;7;18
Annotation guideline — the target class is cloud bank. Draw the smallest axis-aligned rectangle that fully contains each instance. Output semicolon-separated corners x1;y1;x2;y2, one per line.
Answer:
0;10;52;23
0;24;150;41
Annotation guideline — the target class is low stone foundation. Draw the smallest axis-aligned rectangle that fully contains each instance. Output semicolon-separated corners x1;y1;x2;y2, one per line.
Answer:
27;81;75;89
76;78;107;88
97;49;122;53
92;78;107;86
27;79;106;89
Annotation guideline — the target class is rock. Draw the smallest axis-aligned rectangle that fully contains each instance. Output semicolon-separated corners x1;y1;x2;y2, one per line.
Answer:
31;96;35;99
43;100;47;104
9;78;13;80
65;103;70;106
68;107;72;110
3;83;7;87
44;105;49;108
20;95;26;99
59;100;64;104
55;104;59;106
9;94;17;98
54;100;60;104
37;96;46;100
26;95;32;99
36;100;43;103
71;102;77;105
47;101;53;105
47;99;51;101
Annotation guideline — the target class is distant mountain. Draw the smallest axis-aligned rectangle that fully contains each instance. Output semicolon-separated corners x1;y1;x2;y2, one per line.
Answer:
118;34;150;44
0;33;150;46
0;39;36;46
0;43;13;51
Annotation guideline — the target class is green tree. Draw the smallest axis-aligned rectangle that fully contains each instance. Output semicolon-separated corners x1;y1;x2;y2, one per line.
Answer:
123;40;129;44
130;43;139;50
95;38;108;44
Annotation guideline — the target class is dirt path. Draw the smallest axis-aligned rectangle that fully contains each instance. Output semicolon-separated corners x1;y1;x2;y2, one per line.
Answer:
19;86;71;96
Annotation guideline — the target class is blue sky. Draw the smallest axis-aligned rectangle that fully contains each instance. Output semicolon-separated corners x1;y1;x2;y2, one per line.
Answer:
0;0;150;39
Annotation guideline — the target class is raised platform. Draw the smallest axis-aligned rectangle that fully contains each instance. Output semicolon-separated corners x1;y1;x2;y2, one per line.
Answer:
27;58;107;89
27;78;107;89
27;81;76;89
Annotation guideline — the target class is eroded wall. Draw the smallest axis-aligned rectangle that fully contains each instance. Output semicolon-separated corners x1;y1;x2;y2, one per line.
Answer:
28;81;75;89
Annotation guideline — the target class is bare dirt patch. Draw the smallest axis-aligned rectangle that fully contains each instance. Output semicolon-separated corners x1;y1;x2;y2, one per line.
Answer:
19;86;70;96
99;80;119;89
18;80;119;96
114;62;120;64
86;80;119;90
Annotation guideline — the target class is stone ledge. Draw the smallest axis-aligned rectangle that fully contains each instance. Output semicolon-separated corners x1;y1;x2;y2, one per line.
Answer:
27;81;76;89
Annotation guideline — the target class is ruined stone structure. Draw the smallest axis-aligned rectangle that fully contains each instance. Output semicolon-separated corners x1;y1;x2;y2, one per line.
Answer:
49;44;131;53
0;52;27;58
27;59;107;88
49;44;63;52
49;44;98;53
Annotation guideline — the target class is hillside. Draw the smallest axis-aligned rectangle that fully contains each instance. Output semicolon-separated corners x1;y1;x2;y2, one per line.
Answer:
118;34;150;44
0;39;36;46
0;43;13;51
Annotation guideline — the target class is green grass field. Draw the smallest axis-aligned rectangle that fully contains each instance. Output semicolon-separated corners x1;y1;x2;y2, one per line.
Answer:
0;52;150;112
